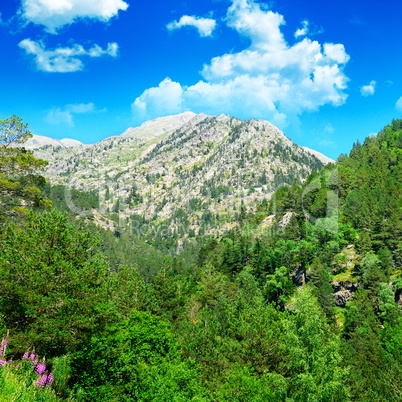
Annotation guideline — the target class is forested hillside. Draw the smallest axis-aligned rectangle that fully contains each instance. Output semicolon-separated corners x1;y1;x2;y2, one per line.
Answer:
0;116;401;401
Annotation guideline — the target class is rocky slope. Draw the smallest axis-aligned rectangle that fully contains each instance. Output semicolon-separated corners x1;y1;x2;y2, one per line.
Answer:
28;113;332;239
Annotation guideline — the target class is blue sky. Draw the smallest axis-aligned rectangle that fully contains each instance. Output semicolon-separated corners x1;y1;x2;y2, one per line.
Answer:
1;0;402;159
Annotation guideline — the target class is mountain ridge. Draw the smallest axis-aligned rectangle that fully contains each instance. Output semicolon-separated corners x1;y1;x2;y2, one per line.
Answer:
24;112;334;165
27;113;333;239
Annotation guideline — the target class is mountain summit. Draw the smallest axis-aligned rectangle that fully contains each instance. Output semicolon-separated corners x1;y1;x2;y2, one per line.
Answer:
28;113;333;237
121;112;196;140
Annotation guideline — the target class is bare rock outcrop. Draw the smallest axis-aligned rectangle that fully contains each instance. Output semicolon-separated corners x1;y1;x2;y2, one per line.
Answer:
333;280;361;307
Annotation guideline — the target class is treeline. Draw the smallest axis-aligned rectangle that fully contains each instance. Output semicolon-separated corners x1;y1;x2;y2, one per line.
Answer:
0;116;401;400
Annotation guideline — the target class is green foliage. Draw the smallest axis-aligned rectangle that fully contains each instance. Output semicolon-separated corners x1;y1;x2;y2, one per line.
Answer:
1;117;402;400
0;365;59;401
212;366;277;401
0;115;49;219
0;337;60;401
39;184;99;213
263;266;294;309
52;354;72;397
284;287;350;401
309;258;335;322
0;210;110;356
107;265;150;320
73;310;206;401
342;288;402;400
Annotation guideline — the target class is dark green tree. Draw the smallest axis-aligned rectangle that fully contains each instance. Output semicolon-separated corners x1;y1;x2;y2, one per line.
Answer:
74;310;205;401
309;258;335;323
0;210;110;356
0;115;49;219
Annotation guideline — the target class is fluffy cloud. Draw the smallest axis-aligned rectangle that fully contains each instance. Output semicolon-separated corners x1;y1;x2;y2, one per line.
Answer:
396;96;402;111
167;15;216;37
20;0;129;33
360;80;376;97
19;39;118;72
46;102;105;126
132;0;350;127
294;19;323;39
132;78;184;118
294;19;309;38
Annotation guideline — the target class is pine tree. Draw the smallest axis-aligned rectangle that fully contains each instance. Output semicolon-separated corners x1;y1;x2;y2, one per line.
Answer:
0;115;49;219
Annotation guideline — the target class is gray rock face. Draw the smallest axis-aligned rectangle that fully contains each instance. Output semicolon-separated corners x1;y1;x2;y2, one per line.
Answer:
333;280;361;307
292;268;306;287
121;112;196;140
334;290;354;307
302;147;334;165
396;292;402;308
278;212;293;228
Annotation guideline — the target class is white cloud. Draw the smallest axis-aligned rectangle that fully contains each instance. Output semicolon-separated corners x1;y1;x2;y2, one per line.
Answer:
88;42;118;57
294;19;309;38
360;80;376;97
46;102;105;126
396;96;402;111
323;43;349;64
132;78;184;118
0;12;9;27
225;0;286;52
167;15;216;37
294;19;323;38
20;0;129;33
19;39;118;72
132;0;350;127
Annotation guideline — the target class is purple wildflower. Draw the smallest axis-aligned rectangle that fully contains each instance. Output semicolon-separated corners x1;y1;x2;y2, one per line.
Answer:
32;358;38;367
0;340;7;357
0;359;6;367
48;372;54;385
36;374;48;388
36;363;46;374
29;353;35;360
22;352;29;359
15;365;19;370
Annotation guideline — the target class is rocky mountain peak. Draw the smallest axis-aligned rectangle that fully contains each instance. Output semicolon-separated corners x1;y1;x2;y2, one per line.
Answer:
25;113;333;239
22;134;84;150
121;112;197;140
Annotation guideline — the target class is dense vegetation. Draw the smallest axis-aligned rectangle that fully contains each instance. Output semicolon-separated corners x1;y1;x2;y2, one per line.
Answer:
0;116;401;400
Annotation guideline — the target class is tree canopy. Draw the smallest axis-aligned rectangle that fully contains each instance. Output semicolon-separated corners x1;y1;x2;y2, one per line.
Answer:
0;115;49;219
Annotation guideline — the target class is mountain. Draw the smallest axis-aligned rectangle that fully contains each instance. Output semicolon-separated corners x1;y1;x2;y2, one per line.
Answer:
121;111;196;139
28;113;332;240
302;146;334;165
23;134;84;150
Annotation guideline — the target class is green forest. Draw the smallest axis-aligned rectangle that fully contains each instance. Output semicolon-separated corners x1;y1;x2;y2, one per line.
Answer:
1;115;402;401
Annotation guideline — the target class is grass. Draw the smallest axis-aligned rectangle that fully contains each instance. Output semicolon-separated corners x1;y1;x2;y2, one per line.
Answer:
0;366;57;402
332;265;360;284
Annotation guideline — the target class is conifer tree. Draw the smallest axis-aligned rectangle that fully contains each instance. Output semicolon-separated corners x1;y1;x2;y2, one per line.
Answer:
0;115;49;219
